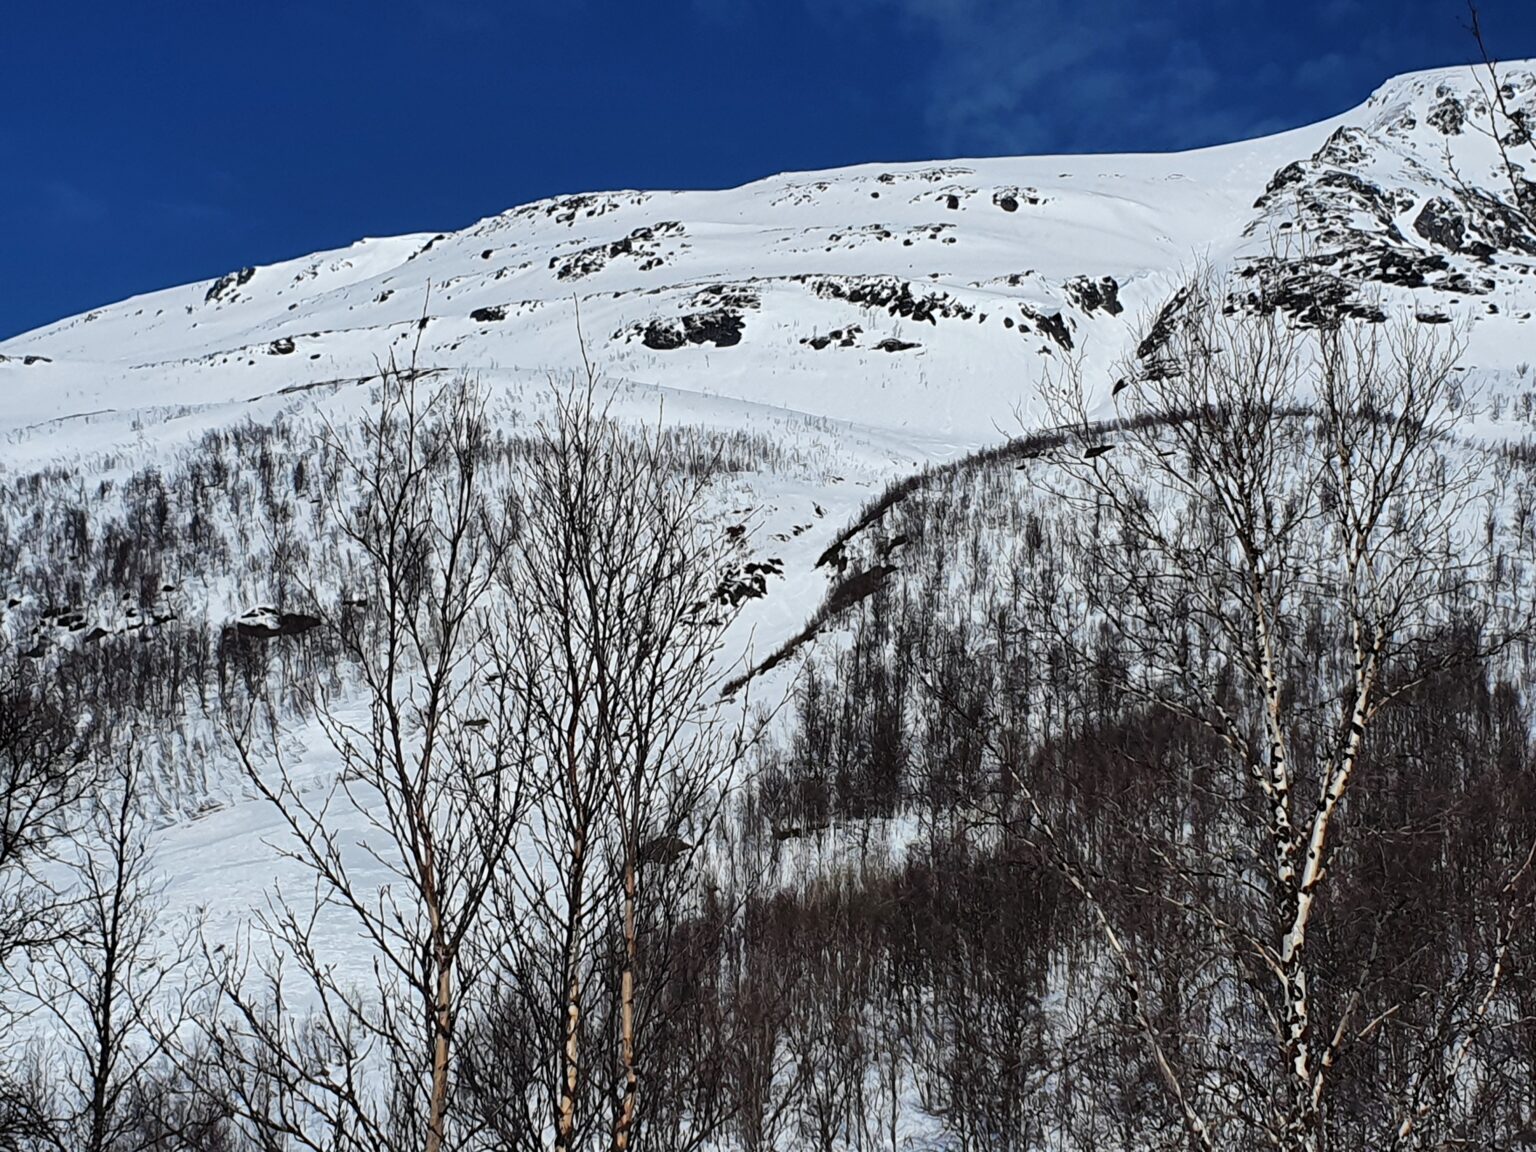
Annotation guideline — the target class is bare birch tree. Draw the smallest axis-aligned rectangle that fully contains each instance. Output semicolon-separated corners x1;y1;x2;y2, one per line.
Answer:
0;648;99;1147
215;363;532;1152
1035;268;1533;1151
20;752;197;1152
477;369;748;1152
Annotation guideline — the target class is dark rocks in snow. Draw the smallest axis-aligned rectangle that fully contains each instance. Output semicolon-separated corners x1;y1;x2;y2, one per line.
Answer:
205;266;256;304
554;221;684;281
1063;275;1124;316
945;194;960;210
1237;262;1388;327
1247;86;1536;321
1313;171;1399;226
407;234;446;261
875;338;921;352
1030;310;1074;351
802;325;862;350
1313;125;1371;168
1261;161;1309;202
691;282;760;312
676;310;746;347
1360;247;1449;289
234;609;323;640
990;188;1041;212
640;323;688;351
470;305;507;323
809;276;974;324
268;337;296;355
1434;271;1493;295
1414;198;1468;253
1427;94;1467;135
637;309;746;350
1136;286;1192;360
715;557;783;607
1461;187;1536;256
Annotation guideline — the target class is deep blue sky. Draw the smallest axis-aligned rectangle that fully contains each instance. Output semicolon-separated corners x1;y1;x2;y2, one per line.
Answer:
5;0;1535;340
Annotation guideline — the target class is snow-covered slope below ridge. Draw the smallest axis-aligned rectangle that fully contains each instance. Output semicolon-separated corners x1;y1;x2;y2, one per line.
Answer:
7;61;1536;452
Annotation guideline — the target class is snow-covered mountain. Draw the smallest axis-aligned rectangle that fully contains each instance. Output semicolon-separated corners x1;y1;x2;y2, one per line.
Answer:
6;59;1536;1151
5;62;1534;683
4;54;1536;996
6;63;1536;450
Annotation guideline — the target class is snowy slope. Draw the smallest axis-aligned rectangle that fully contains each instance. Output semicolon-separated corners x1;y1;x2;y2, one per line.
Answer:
4;61;1536;1008
4;63;1530;451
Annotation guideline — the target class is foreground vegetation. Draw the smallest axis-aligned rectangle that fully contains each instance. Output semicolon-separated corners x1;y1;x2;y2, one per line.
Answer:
5;277;1536;1151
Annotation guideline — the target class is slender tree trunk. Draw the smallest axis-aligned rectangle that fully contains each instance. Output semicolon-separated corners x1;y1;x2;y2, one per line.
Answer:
558;833;588;1152
614;857;639;1152
427;959;452;1152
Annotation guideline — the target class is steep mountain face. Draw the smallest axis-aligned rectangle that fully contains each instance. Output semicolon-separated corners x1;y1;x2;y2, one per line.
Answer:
3;59;1536;984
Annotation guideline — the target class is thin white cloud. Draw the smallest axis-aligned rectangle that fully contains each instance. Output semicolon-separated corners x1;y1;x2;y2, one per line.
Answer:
811;0;1437;155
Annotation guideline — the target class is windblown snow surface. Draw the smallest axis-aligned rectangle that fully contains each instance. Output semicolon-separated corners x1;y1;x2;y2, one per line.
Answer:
4;61;1536;1072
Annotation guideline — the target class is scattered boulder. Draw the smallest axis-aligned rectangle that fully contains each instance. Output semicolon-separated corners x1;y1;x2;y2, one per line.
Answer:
1413;198;1467;252
802;325;863;350
1031;311;1073;351
808;276;974;324
1427;94;1467;135
205;266;256;304
715;557;783;606
233;608;323;639
470;305;507;323
554;221;684;280
639;309;745;350
1063;275;1124;316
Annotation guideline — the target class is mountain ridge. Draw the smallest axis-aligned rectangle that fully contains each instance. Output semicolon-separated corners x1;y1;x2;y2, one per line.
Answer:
6;60;1533;451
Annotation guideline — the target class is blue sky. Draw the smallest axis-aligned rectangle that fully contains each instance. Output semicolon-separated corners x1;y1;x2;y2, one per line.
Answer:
4;0;1535;340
